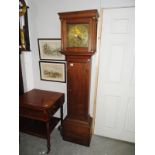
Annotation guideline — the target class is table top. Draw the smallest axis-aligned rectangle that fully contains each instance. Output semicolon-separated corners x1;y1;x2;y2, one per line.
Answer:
19;89;64;110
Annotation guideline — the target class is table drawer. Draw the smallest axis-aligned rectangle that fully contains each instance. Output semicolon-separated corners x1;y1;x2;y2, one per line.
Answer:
19;107;49;121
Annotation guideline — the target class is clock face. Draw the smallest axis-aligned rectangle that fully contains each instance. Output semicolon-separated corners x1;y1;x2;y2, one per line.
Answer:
67;24;89;48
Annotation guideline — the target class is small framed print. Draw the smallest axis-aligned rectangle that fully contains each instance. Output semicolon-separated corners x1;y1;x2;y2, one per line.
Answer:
39;61;66;83
38;38;65;60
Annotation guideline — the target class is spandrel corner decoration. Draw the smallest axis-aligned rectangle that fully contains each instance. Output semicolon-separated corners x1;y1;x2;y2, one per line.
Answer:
19;0;30;51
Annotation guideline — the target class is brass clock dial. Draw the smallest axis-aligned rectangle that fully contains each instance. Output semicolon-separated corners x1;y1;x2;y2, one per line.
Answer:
67;24;89;48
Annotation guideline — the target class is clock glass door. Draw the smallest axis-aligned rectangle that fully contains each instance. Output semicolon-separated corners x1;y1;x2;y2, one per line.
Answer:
67;24;89;48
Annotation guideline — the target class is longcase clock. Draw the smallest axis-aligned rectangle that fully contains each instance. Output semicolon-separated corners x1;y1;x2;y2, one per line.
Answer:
58;10;98;146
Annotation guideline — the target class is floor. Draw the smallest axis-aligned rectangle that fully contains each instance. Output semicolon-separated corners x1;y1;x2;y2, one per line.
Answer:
19;129;135;155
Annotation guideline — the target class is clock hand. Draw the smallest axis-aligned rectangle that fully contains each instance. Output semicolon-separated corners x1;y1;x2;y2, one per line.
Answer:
74;34;82;41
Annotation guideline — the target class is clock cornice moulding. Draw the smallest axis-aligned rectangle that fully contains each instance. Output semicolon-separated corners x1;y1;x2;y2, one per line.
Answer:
58;9;99;20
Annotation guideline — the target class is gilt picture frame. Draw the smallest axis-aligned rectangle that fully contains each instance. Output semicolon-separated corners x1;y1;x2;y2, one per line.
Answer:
39;61;66;83
38;38;65;60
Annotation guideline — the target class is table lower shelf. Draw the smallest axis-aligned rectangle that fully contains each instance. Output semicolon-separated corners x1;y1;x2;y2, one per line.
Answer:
19;116;60;139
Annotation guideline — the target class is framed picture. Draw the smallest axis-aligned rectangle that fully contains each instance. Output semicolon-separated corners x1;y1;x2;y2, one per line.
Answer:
39;61;66;83
38;38;65;60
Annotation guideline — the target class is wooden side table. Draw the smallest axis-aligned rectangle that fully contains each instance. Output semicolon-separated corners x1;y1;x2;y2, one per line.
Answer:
19;89;64;153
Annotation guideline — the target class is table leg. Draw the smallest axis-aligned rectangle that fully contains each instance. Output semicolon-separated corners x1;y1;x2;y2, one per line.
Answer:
60;104;63;127
58;104;63;135
46;122;50;154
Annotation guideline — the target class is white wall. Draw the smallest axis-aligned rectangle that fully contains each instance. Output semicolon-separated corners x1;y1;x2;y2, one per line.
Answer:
20;52;34;92
21;0;135;118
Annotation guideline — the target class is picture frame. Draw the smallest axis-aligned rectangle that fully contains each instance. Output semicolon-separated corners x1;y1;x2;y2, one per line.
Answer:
39;61;66;83
38;38;65;60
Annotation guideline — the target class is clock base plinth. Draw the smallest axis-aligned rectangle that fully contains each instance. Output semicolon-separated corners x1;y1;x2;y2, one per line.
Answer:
62;116;92;146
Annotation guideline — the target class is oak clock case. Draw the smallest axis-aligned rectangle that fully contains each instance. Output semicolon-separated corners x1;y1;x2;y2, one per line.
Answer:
58;10;98;146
